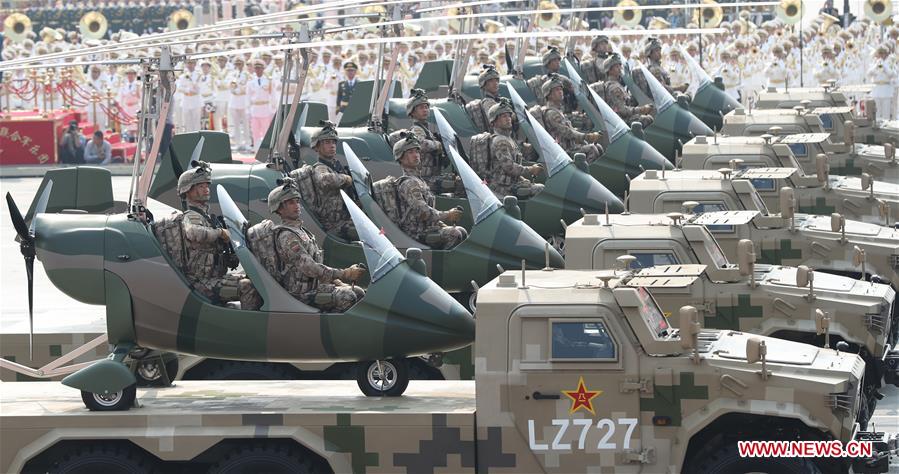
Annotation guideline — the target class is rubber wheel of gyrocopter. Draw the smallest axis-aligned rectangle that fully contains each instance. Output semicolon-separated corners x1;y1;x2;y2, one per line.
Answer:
690;441;823;474
206;442;328;474
50;443;156;473
81;384;136;411
356;359;409;397
135;357;179;387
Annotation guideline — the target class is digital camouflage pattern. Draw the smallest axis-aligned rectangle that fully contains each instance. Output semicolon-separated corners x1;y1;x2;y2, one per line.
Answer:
395;170;466;250
291;158;356;238
468;131;542;199
409;120;445;184
592;79;653;129
540;102;602;164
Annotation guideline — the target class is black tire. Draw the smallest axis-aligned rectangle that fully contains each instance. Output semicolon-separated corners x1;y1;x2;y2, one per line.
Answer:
689;440;823;474
81;384;137;411
202;361;297;380
135;357;180;387
50;443;155;473
355;359;409;397
206;441;328;474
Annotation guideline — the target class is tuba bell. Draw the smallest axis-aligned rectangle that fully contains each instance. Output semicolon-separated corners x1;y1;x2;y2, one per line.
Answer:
865;0;891;23
167;9;195;31
79;11;108;40
3;13;32;43
776;0;803;25
613;0;642;28
483;19;504;34
536;0;562;29
361;5;386;23
692;0;724;28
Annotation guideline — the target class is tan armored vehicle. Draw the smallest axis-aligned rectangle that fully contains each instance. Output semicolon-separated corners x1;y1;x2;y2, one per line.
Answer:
563;213;899;398
629;167;899;227
753;85;898;146
3;268;896;473
682;132;898;183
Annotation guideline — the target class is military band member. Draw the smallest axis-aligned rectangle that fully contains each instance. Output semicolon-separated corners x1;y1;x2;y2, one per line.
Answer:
335;61;358;116
539;76;603;163
177;58;202;132
176;165;259;309
765;44;789;89
594;54;654;129
213;56;232;133
868;44;895;121
813;45;841;86
247;59;273;149
84;64;110;130
246;180;366;312
391;135;467;249
228;57;251;151
198;59;216;129
637;38;689;97
116;67;141;136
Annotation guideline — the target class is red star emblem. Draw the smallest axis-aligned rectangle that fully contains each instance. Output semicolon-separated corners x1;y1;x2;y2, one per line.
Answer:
562;376;602;415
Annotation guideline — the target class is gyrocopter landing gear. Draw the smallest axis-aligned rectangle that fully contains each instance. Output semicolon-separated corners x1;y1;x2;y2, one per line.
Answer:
81;384;138;412
356;359;409;397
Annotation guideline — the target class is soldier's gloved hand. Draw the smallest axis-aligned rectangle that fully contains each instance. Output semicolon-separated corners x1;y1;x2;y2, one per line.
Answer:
640;104;654;114
529;164;544;176
344;264;366;282
585;132;602;143
446;207;464;223
219;228;231;243
342;174;353;187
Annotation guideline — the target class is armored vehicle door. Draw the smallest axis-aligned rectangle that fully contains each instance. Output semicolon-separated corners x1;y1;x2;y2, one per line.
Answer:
506;304;645;472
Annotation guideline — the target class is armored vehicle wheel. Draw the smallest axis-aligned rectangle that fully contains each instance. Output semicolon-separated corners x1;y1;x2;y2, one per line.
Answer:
135;357;179;387
356;359;409;397
50;443;156;473
80;384;136;411
690;441;823;473
207;441;328;474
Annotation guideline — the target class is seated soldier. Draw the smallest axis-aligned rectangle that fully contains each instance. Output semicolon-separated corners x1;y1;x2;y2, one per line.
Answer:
592;54;654;129
465;65;503;133
635;38;689;98
538;75;603;163
579;35;613;84
406;89;446;190
176;165;259;309
526;46;573;106
247;179;366;312
390;134;467;249
289;121;357;240
470;99;545;199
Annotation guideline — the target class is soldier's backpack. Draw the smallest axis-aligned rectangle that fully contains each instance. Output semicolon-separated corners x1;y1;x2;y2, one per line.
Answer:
289;164;320;211
464;99;490;133
527;104;548;129
246;219;287;279
372;176;409;223
152;211;187;272
387;129;405;147
467;132;494;174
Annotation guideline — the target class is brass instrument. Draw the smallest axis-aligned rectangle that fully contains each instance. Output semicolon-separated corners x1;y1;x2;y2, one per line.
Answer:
818;12;840;35
692;0;724;28
3;13;32;43
167;9;195;31
362;5;386;23
39;26;62;43
648;17;671;29
79;11;108;40
536;0;561;29
865;0;891;23
612;0;642;28
776;0;803;25
483;19;504;34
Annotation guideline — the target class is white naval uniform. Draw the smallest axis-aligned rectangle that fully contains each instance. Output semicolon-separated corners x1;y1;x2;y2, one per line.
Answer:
116;78;141;133
84;75;110;130
228;69;251;149
198;73;215;129
247;74;273;149
178;70;202;132
868;59;896;121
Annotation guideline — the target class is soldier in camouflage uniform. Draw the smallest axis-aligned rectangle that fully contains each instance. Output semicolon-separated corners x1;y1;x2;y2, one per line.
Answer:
465;65;502;133
392;136;467;249
294;122;357;240
472;99;545;199
635;38;689;98
248;181;366;312
593;54;654;128
406;89;447;189
579;35;613;84
540;76;603;163
526;46;573;106
176;165;259;309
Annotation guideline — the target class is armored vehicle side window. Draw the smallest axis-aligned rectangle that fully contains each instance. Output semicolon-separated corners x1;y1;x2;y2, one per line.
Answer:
788;143;808;157
698;227;730;269
630;251;680;268
749;178;776;192
692;202;734;233
819;114;834;130
746;190;770;214
636;287;671;338
551;320;617;361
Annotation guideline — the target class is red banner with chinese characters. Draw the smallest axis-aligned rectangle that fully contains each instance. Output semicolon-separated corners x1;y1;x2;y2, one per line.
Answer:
0;111;79;165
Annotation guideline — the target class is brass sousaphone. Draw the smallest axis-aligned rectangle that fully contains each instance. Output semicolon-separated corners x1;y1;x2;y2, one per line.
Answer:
776;0;803;25
693;0;724;28
3;13;32;43
536;0;562;29
865;0;892;23
613;0;642;28
79;11;109;40
167;9;196;31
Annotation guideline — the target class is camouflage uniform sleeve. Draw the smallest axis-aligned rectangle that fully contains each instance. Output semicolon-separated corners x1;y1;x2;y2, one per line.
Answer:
279;231;347;282
411;125;441;154
399;178;446;224
492;136;528;179
312;164;346;191
544;108;586;142
606;82;638;117
182;211;221;244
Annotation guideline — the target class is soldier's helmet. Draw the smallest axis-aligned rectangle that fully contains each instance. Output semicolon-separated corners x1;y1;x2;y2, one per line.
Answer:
392;132;422;161
268;177;302;214
310;120;339;148
487;97;514;123
177;161;212;196
541;73;565;98
643;37;662;58
591;35;609;51
478;65;501;88
406;88;430;117
602;53;623;74
542;46;562;67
